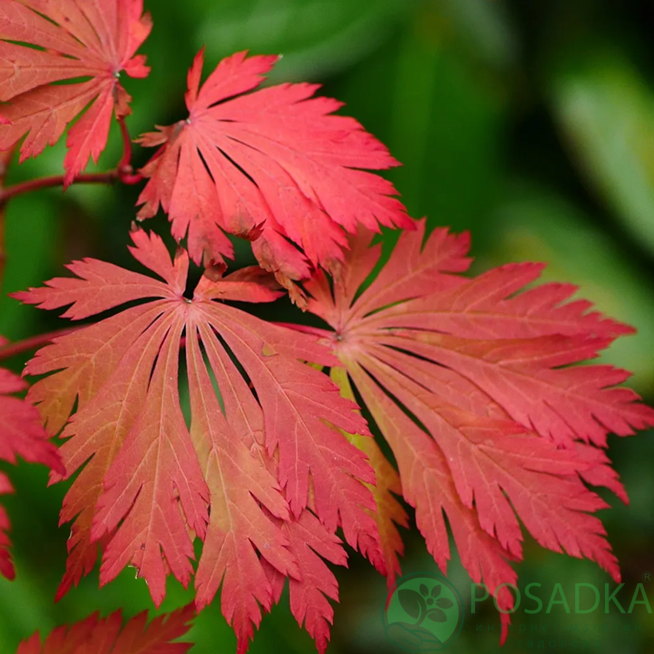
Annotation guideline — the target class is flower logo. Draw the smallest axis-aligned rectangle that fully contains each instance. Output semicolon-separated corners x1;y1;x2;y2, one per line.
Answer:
383;573;464;651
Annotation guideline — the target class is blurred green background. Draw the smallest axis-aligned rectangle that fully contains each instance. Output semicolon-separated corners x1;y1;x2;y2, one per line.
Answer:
1;0;654;652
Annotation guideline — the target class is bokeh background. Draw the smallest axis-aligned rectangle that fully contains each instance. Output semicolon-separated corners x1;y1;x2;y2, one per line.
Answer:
1;0;653;652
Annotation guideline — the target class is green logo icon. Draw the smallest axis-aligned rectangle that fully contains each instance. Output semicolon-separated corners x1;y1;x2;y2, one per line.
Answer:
383;573;464;651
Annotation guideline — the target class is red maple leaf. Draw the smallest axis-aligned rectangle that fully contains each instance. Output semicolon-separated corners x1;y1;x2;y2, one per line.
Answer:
135;50;412;283
301;220;654;642
0;0;151;183
17;605;194;654
16;230;383;652
0;354;63;580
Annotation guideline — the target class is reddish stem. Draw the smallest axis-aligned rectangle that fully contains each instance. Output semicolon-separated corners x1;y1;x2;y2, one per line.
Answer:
119;170;145;185
0;172;118;206
118;116;134;172
0;327;80;361
0;116;144;206
116;117;145;185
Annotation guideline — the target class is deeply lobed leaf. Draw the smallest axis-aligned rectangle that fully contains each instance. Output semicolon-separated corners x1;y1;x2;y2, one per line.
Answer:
16;230;383;652
136;50;413;288
302;219;654;643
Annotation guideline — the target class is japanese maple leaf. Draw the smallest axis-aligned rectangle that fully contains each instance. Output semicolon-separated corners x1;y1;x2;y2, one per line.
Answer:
0;0;151;183
0;354;63;580
17;605;194;654
301;220;654;642
136;50;412;282
16;229;383;652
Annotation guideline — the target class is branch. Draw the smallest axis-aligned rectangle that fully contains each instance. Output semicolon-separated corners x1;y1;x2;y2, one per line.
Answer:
0;327;79;361
116;116;145;185
0;172;118;206
0;116;144;206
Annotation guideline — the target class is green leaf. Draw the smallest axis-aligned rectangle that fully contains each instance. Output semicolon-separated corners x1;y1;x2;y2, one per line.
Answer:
428;0;517;70
385;9;506;244
187;0;411;80
550;49;654;255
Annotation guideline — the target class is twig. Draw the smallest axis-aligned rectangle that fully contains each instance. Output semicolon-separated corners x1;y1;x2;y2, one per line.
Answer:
0;116;144;207
0;172;118;206
116;116;145;185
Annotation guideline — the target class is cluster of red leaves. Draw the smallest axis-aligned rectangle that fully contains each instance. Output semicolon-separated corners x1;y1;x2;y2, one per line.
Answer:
17;605;193;654
1;1;653;653
16;223;654;650
0;0;409;287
